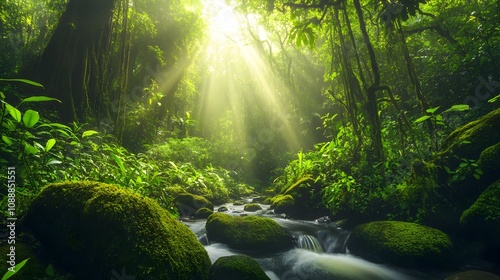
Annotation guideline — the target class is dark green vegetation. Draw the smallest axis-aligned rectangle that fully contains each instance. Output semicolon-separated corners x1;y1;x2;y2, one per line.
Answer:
1;0;500;276
206;213;294;253
347;221;457;269
25;181;211;279
209;255;270;280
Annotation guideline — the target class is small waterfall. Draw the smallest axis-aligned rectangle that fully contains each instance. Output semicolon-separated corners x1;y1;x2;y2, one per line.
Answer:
198;234;210;245
297;235;324;253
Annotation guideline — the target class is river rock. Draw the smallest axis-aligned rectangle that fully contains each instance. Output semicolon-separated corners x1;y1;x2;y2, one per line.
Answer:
209;255;270;280
218;206;229;212
270;194;295;214
445;270;500;280
206;213;294;253
195;207;214;219
25;181;211;279
243;203;262;212
347;221;457;269
460;180;500;264
175;192;214;216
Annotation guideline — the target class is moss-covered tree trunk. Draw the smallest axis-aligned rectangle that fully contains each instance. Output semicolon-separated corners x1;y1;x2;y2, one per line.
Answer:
36;0;117;123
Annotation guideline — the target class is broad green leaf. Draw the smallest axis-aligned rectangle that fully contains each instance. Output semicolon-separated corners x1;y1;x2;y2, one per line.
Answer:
1;258;29;280
426;106;440;114
82;130;99;138
473;173;481;180
20;96;61;104
2;135;13;146
46;138;56;152
24;143;39;155
443;104;470;113
414;115;431;123
111;153;126;175
4;103;21;122
0;78;43;87
488;94;500;103
22;109;40;128
475;169;483;175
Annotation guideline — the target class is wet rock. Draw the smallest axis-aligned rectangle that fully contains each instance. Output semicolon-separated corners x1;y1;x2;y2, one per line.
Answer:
218;206;229;212
209;255;270;280
25;181;211;279
195;207;214;219
347;221;457;269
243;203;262;212
206;213;294;253
175;193;214;216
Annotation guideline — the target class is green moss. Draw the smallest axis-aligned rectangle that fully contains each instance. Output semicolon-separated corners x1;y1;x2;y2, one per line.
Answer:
25;181;211;280
439;108;500;166
347;221;456;269
175;193;214;216
195;207;214;219
478;142;500;175
270;194;295;214
206;213;293;253
243;203;262;212
460;180;500;247
209;255;270;280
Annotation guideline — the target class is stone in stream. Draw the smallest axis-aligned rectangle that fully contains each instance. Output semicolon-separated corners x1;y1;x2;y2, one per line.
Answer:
175;192;214;216
347;221;458;269
209;255;270;280
195;207;214;219
205;212;294;253
218;206;229;212
25;181;211;279
243;203;262;212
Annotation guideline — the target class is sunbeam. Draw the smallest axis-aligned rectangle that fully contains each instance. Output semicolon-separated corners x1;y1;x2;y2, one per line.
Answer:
196;0;304;177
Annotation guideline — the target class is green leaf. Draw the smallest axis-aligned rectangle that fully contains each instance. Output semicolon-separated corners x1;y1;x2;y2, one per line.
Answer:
488;94;500;103
459;162;468;168
475;169;483;175
45;264;55;277
20;96;61;104
2;135;13;146
2;258;29;280
82;130;99;138
46;159;62;165
46;138;56;152
0;78;43;87
4;103;21;122
473;173;481;180
111;153;126;175
426;106;440;114
414;115;431;123
443;166;452;174
443;104;470;113
22;109;40;128
24;143;39;155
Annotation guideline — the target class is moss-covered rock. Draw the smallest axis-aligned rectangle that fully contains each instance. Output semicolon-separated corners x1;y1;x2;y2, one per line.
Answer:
195;207;214;219
206;213;294;253
347;221;457;269
439;107;500;166
252;197;266;203
209;255;270;280
175;193;214;216
233;200;245;206
478;142;500;180
460;180;500;263
25;181;211;280
243;203;262;212
0;243;70;279
269;194;295;214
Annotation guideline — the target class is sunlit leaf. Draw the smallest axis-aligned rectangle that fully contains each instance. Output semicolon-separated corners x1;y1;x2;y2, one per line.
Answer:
0;78;43;87
20;96;61;104
22;109;40;128
426;106;440;114
46;159;62;165
2;135;13;146
443;104;470;113
82;130;99;138
4;103;21;122
414;115;431;123
2;258;29;280
46;138;56;152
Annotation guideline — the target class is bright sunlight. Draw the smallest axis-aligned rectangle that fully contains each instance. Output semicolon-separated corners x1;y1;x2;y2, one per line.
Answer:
197;0;302;176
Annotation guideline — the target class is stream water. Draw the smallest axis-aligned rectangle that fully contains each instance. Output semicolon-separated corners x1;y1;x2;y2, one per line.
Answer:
182;201;480;280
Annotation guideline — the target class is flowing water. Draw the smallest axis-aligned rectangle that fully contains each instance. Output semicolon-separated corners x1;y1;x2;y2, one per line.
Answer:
182;201;473;280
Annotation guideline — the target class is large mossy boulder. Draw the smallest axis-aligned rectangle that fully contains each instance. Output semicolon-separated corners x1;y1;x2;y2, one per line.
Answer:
347;221;457;269
206;213;294;253
175;193;214;217
209;255;270;280
25;181;211;280
438;107;500;167
269;194;295;214
460;180;500;264
478;142;500;181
